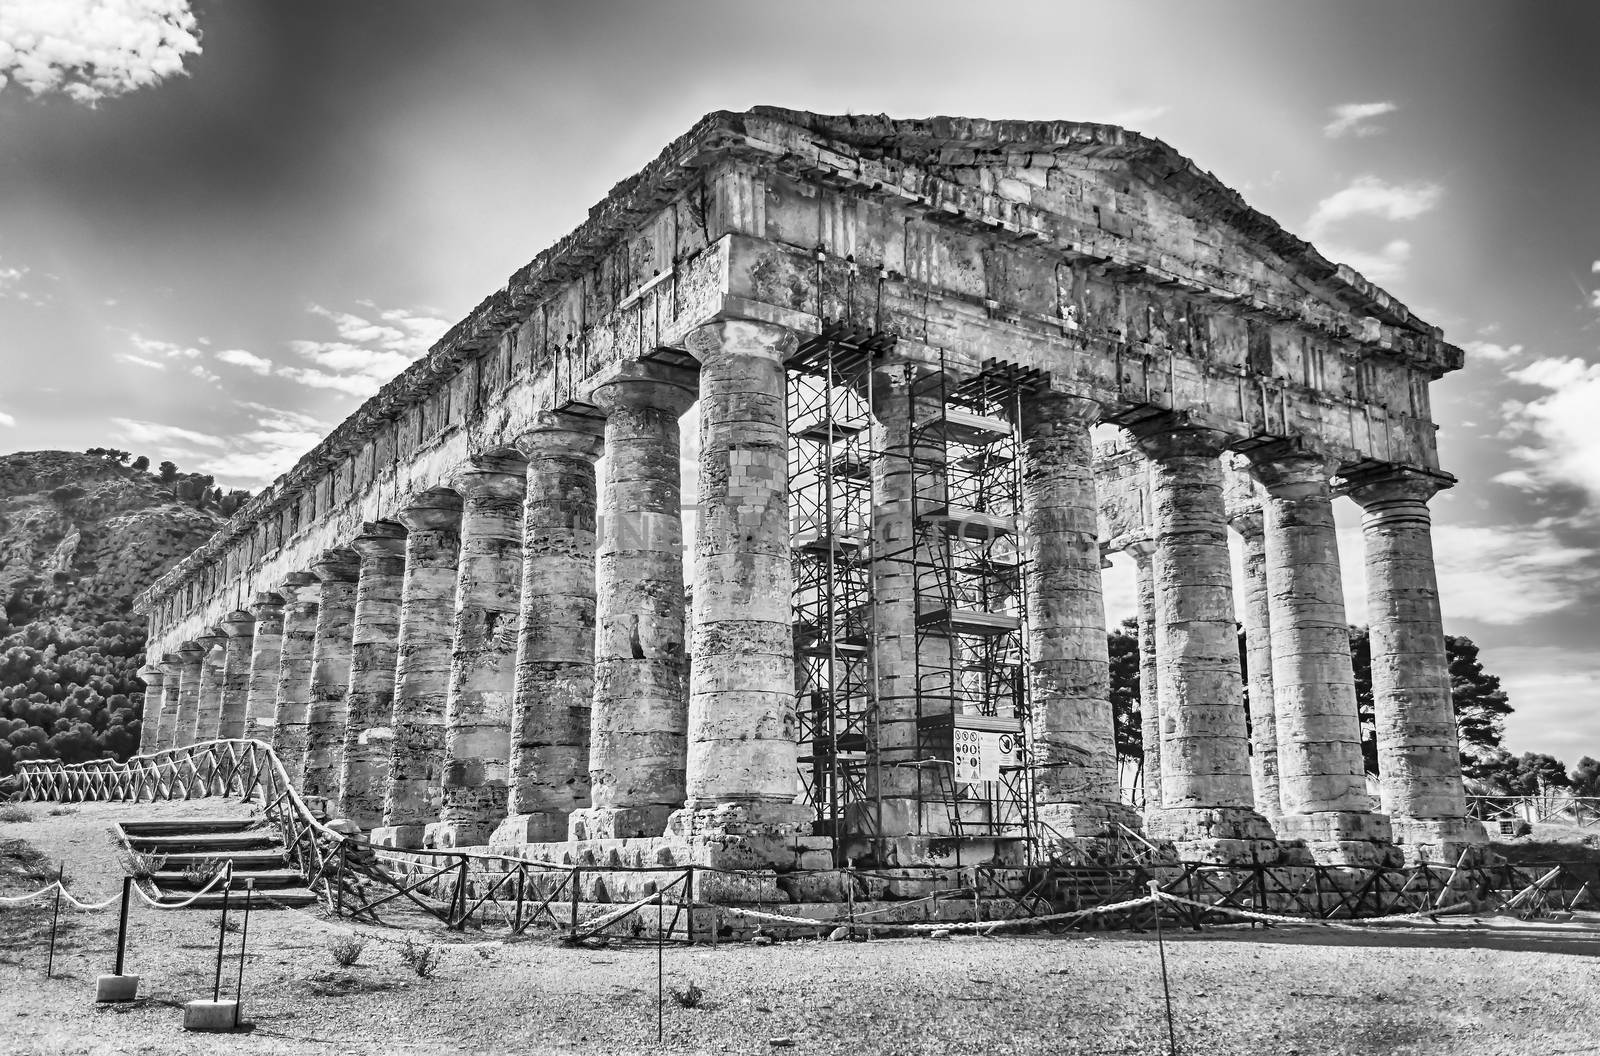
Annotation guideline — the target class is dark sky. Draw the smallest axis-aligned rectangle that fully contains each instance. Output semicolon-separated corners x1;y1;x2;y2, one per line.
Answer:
3;0;1599;759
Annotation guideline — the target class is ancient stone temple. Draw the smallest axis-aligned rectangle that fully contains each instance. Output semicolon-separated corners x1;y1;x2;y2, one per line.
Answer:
132;108;1484;874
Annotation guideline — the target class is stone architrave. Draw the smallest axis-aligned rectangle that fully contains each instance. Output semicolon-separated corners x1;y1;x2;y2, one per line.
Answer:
192;627;228;744
172;642;206;749
1227;497;1281;820
338;522;407;830
1127;422;1277;861
669;319;808;839
303;549;360;802
1342;465;1486;862
1125;538;1162;813
429;454;527;849
1021;390;1139;840
569;366;697;842
374;490;462;850
1249;448;1396;866
218;610;256;740
489;414;605;848
136;665;165;755
154;652;184;752
273;571;321;784
243;593;285;743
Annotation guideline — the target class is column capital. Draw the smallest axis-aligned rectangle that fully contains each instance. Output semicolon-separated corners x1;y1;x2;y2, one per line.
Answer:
684;317;796;365
280;570;319;593
396;487;463;533
590;362;698;418
176;641;207;663
248;591;285;620
222;610;256;637
351;521;408;562
514;410;606;462
159;651;183;673
1121;536;1157;560
1019;389;1102;432
1338;464;1454;509
195;626;227;650
450;452;528;500
1227;507;1264;537
310;547;361;583
138;665;164;683
1243;443;1337;497
1124;417;1232;461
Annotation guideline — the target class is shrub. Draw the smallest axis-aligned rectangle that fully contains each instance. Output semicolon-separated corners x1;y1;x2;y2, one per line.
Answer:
0;804;31;823
670;981;705;1009
115;846;167;880
327;933;366;967
181;855;225;886
398;934;441;978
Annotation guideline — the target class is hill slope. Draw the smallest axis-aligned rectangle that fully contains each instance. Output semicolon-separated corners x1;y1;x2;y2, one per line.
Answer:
0;451;223;776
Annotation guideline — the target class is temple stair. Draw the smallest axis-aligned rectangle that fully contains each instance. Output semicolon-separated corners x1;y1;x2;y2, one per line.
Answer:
118;817;319;909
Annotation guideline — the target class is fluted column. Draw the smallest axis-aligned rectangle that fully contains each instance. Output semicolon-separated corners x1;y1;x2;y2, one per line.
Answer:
1249;448;1394;866
429;454;526;849
1022;391;1138;840
374;490;461;850
154;653;183;751
304;548;360;802
337;523;407;829
193;627;227;743
1229;505;1280;819
1343;465;1485;862
173;642;205;749
489;415;605;847
273;571;320;784
1125;539;1162;813
218;610;255;740
136;666;165;755
244;593;285;742
670;318;807;838
571;367;697;842
1127;422;1276;861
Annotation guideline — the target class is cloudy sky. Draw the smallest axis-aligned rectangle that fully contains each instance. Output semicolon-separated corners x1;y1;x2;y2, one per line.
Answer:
3;1;1598;763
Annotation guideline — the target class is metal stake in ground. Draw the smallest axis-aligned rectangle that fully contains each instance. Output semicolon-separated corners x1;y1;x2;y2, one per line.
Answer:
233;880;253;1030
1148;880;1177;1056
45;861;64;979
213;877;232;1002
656;893;664;1045
114;875;132;976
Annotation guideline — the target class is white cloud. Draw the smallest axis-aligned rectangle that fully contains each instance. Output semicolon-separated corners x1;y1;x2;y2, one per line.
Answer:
0;257;28;291
1324;101;1398;139
1431;522;1600;625
1496;356;1600;506
1321;238;1412;283
0;0;201;104
0;410;15;427
128;332;200;360
276;301;447;397
1460;340;1524;364
116;353;165;370
215;347;273;375
1591;260;1600;274
1307;176;1443;241
111;416;224;449
276;365;381;398
1104;105;1168;129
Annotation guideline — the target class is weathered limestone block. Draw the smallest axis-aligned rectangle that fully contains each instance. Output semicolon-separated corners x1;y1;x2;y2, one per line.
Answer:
243;593;285;743
430;454;526;849
1021;391;1138;840
304;549;360;802
218;610;255;740
272;571;320;784
136;666;164;755
1342;466;1486;863
571;367;696;842
1249;449;1396;867
374;490;461;850
1126;539;1162;812
1127;423;1277;861
154;653;183;752
192;628;227;744
670;319;807;841
338;522;407;830
491;415;604;848
1228;499;1281;819
173;642;206;749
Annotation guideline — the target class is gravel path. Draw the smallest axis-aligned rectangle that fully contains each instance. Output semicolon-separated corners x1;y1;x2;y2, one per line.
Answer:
3;802;1598;1055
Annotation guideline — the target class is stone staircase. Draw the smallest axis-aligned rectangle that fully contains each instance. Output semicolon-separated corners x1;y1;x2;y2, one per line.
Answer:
118;817;320;909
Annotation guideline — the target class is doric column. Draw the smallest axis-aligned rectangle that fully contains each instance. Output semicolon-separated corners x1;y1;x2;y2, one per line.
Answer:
193;627;227;743
430;454;526;849
1249;447;1394;866
273;571;320;784
571;367;696;842
154;653;183;751
1227;501;1280;820
136;665;165;755
374;490;461;850
172;641;206;748
1127;422;1276;861
218;610;256;740
244;593;285;742
338;522;407;829
1342;465;1485;862
1125;538;1162;813
1021;390;1138;840
670;318;807;838
490;413;605;847
303;548;360;802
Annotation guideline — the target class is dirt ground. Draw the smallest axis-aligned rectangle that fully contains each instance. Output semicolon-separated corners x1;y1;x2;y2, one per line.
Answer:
3;801;1599;1056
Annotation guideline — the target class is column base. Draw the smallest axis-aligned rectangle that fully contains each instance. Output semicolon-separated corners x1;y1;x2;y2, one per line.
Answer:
665;800;812;840
424;820;494;849
1390;816;1491;867
1146;806;1286;865
567;805;675;842
1036;800;1146;839
369;824;427;850
489;811;572;848
1274;810;1403;868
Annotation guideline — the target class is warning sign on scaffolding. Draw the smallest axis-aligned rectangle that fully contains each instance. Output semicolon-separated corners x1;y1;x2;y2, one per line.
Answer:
953;728;1019;785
